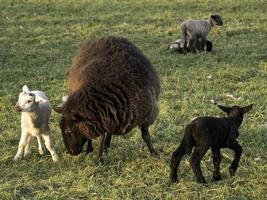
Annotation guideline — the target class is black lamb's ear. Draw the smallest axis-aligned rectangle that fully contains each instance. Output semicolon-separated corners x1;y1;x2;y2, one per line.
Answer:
217;105;232;113
242;104;253;113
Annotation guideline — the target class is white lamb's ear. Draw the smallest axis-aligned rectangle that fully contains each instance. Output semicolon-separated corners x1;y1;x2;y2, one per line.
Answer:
22;85;30;93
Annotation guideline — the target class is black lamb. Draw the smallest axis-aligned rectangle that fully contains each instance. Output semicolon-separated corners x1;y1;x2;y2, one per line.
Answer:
54;36;160;162
170;104;253;183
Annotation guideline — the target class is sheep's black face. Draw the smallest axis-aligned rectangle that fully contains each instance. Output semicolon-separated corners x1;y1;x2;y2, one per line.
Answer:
211;14;223;26
59;114;87;155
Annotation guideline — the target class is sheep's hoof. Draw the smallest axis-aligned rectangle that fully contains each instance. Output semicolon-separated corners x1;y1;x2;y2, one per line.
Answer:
52;155;59;162
212;174;221;181
197;178;207;184
94;156;104;164
151;151;160;159
229;168;236;176
39;149;45;156
170;175;178;183
14;154;23;161
24;151;31;157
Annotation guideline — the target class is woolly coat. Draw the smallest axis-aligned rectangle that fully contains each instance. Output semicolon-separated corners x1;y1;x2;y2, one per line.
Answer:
63;36;160;139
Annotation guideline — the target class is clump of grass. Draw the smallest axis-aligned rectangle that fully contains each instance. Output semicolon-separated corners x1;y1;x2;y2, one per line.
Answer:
0;0;266;199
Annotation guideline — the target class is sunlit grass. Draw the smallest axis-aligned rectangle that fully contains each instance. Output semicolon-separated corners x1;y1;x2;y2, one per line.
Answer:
0;0;266;199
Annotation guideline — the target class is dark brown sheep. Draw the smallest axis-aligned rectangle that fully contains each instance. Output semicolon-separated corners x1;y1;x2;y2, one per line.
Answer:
54;36;160;162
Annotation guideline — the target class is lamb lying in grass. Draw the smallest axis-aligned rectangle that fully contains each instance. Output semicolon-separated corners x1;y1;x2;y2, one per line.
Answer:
180;14;223;53
170;103;253;183
169;38;213;53
14;85;59;162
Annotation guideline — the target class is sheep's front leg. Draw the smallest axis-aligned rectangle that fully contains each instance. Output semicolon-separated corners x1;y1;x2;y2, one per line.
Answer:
86;139;93;154
170;141;186;182
227;141;243;176
212;148;222;180
190;146;209;183
141;126;159;158
42;134;59;162
95;134;106;163
14;131;29;161
24;135;32;157
36;135;45;155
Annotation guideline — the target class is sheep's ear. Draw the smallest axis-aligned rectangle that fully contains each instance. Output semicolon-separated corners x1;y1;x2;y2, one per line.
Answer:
217;105;232;113
62;95;68;103
22;85;30;93
242;104;253;113
53;106;63;114
34;95;45;103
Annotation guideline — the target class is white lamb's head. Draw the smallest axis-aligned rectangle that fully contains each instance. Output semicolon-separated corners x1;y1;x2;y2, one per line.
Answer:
15;85;42;112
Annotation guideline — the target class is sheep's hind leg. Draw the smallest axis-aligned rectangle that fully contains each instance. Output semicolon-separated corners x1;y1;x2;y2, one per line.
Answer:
188;38;197;53
24;135;32;157
227;141;243;176
104;134;112;152
140;126;159;158
212;148;222;181
170;140;186;182
42;133;59;162
190;146;209;183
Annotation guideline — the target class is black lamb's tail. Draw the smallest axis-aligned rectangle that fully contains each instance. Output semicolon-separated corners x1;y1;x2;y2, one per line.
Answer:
183;123;195;155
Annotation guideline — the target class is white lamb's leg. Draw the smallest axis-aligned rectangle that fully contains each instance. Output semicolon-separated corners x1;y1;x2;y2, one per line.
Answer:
24;135;32;157
36;135;45;155
42;134;59;162
14;131;29;161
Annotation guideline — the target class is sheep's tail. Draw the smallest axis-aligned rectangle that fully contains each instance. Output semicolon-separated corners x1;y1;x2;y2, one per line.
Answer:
183;123;195;155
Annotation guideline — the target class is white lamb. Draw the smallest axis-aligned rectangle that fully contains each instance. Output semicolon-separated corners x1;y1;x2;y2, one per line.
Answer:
14;85;59;162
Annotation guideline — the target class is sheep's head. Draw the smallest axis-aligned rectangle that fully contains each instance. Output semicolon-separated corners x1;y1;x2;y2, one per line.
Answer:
54;107;88;155
210;14;223;26
15;85;41;112
217;104;253;118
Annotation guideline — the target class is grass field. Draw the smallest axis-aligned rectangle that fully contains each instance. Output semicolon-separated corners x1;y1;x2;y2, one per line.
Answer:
0;0;266;199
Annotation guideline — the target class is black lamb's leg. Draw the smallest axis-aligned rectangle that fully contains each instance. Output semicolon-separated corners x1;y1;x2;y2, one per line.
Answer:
227;141;243;176
170;140;186;182
140;125;159;158
86;139;93;154
190;146;209;183
212;148;222;180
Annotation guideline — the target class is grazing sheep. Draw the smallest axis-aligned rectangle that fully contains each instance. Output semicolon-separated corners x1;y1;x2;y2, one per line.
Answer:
14;85;59;162
170;103;253;183
180;14;223;52
169;38;213;53
54;36;160;162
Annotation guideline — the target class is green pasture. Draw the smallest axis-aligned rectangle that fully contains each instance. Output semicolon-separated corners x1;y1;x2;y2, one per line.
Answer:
0;0;266;199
